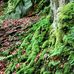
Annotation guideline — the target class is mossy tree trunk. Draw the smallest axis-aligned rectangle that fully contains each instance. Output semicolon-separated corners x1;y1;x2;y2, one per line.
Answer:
50;0;71;45
50;0;68;29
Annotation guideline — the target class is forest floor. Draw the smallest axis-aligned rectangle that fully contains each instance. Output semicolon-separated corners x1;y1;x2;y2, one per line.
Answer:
0;1;73;74
0;12;39;74
0;1;39;74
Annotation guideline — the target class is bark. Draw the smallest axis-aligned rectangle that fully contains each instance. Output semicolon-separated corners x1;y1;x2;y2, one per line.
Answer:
50;0;70;29
50;0;71;45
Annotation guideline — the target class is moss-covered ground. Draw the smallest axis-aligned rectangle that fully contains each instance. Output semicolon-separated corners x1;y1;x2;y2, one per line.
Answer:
0;0;74;74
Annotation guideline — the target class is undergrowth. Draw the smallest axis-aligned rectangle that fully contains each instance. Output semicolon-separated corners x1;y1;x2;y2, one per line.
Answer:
0;1;74;74
4;16;51;74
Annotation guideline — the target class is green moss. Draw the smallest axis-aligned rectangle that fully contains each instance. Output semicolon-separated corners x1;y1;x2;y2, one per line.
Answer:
2;1;74;74
59;2;74;24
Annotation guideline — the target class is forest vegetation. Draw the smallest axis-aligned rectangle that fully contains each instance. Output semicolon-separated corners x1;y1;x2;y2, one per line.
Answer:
0;0;74;74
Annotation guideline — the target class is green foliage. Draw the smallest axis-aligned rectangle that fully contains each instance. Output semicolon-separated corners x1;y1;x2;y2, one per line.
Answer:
4;0;21;14
0;1;74;74
0;56;6;60
58;2;74;24
3;16;51;74
35;0;50;13
39;5;50;16
42;40;49;49
52;2;74;74
50;43;65;56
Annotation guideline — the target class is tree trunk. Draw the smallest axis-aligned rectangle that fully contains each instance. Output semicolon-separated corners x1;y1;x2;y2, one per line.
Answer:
50;0;70;29
50;0;71;45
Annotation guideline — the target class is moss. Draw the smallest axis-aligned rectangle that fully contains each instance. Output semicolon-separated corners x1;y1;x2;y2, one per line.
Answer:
39;5;50;16
35;0;50;13
2;1;74;74
58;2;74;24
